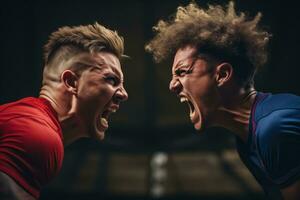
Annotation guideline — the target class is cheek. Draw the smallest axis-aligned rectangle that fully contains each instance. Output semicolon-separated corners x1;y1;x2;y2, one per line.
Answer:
78;78;110;96
185;76;214;96
76;86;114;120
77;73;113;98
77;81;115;107
186;76;219;111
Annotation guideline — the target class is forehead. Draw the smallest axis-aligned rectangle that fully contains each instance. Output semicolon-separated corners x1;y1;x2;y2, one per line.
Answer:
74;52;122;76
92;52;122;74
172;45;198;69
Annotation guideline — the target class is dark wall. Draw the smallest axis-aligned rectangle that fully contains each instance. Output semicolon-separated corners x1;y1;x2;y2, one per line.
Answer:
0;1;300;199
1;0;299;148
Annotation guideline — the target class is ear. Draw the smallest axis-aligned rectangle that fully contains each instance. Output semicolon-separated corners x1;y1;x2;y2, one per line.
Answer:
215;63;233;87
61;70;78;94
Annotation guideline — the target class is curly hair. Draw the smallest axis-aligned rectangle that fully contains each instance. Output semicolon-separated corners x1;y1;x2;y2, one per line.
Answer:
145;1;271;87
44;22;124;65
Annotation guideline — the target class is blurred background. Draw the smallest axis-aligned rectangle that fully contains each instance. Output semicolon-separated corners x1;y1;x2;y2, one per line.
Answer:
1;0;300;199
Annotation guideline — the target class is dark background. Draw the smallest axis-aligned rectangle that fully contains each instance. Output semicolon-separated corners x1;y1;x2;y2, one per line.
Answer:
1;0;299;200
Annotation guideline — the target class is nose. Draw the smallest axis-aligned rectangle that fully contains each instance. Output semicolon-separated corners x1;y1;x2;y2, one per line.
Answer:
114;86;128;103
169;78;182;95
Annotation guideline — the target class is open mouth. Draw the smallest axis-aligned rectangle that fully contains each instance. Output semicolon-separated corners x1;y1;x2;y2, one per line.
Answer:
180;96;196;121
179;95;202;131
97;108;117;131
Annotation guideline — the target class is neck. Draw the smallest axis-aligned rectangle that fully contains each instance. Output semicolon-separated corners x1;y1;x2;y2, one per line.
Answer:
39;84;84;146
213;88;257;142
58;114;87;146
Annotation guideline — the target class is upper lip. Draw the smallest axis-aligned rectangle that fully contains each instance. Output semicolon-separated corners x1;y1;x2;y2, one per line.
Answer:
105;104;119;113
178;94;189;102
100;104;119;121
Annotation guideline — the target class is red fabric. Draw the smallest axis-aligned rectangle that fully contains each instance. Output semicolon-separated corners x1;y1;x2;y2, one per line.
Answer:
0;97;64;199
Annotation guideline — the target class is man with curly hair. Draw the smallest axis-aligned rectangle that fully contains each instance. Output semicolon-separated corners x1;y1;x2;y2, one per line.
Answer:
146;2;300;199
0;22;128;199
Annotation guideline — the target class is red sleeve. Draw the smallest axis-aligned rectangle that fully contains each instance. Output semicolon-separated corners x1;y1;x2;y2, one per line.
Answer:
0;110;64;198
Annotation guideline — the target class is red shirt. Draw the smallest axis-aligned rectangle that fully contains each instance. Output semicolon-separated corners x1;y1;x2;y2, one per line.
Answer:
0;97;64;198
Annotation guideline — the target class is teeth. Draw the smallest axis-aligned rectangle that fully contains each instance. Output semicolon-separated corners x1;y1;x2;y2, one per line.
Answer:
100;118;108;127
111;109;116;113
180;97;188;103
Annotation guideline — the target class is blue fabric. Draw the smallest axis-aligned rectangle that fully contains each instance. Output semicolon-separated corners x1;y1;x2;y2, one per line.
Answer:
236;92;300;199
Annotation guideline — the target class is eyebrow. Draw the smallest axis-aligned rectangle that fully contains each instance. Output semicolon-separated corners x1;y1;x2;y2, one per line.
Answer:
174;59;186;70
110;66;123;82
94;64;123;81
173;60;186;74
173;56;197;72
76;56;123;82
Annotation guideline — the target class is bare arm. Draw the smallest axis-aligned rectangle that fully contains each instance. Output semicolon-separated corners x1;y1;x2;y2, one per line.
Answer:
0;171;35;200
281;180;300;200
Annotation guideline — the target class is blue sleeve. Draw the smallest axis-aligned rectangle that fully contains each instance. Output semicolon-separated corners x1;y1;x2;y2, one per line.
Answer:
256;108;300;188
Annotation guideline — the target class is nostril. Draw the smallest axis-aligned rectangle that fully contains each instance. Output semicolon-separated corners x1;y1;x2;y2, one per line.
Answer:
169;80;176;92
170;80;182;94
114;89;128;102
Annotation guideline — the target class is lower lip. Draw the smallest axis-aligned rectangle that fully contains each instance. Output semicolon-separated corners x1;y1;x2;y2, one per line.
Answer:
190;110;197;123
190;110;202;130
97;118;108;131
98;124;108;130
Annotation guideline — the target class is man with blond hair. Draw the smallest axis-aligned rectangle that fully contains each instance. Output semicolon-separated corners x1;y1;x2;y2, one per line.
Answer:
146;2;300;199
0;22;128;199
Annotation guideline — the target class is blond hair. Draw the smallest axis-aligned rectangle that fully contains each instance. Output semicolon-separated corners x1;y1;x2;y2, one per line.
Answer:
44;22;124;66
146;2;271;87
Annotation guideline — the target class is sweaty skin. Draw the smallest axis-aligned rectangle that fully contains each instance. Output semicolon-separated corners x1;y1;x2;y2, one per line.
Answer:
170;45;255;142
40;51;128;145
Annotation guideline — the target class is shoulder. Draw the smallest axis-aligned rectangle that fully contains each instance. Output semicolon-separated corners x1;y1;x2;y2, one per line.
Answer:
1;97;47;116
255;93;300;119
257;108;300;136
0;97;60;132
254;95;300;186
0;99;63;199
254;93;300;142
0;115;64;162
0;98;63;152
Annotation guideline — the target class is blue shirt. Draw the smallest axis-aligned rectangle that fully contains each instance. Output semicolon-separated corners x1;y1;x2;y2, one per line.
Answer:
236;92;300;199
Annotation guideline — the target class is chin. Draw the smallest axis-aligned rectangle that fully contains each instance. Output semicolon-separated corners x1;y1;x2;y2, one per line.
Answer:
196;115;215;133
194;122;201;130
194;120;205;132
96;131;105;140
